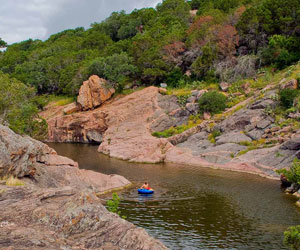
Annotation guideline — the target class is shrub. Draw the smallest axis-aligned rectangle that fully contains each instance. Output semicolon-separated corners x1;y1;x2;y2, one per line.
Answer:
106;192;125;218
208;129;221;143
279;89;298;109
276;158;300;184
198;91;227;114
166;67;184;88
284;225;300;250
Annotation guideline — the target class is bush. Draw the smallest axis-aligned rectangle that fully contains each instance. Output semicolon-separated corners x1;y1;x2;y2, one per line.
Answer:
284;225;300;250
106;192;125;218
279;89;298;109
276;158;300;184
198;91;227;114
166;67;184;88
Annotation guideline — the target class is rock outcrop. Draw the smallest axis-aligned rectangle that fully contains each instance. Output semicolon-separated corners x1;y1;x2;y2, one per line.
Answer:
0;125;167;250
46;111;108;143
0;125;129;192
165;91;299;178
77;75;115;110
43;87;190;162
42;86;299;179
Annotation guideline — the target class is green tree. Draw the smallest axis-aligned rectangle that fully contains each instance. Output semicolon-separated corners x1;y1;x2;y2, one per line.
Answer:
237;0;300;53
88;52;137;90
0;71;47;138
0;38;7;48
191;44;216;78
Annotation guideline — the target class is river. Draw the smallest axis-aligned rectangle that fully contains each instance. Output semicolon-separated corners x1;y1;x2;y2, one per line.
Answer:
48;143;300;249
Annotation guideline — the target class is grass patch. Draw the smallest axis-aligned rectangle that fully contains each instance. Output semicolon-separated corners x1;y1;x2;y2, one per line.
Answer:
54;97;75;106
5;176;25;186
122;87;145;95
166;88;192;96
152;116;202;138
47;95;75;106
208;128;221;144
237;139;267;156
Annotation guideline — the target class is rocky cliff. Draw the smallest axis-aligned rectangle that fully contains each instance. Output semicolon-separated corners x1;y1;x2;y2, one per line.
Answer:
41;85;300;179
0;125;167;249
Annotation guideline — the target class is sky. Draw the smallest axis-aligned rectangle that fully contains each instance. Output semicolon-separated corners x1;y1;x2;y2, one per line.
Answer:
0;0;162;45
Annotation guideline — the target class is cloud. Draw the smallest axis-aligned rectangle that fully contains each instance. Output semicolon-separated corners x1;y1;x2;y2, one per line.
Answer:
0;0;162;44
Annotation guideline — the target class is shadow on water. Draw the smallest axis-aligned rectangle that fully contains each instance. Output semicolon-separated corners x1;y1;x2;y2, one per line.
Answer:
48;143;300;249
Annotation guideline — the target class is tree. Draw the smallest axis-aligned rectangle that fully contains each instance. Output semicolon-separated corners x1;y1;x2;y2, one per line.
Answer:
88;52;137;90
0;72;47;138
237;0;300;53
0;38;7;48
191;44;216;78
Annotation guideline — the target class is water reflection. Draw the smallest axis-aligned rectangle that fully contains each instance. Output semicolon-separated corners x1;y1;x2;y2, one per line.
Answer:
48;143;300;249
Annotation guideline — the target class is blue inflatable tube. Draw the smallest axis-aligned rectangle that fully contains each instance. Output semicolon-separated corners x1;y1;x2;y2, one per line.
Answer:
138;189;154;194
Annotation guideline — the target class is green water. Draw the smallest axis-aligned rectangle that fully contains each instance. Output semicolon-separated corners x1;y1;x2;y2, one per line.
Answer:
48;143;300;249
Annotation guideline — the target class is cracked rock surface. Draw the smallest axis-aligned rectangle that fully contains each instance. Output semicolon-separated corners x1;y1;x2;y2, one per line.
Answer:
0;125;167;250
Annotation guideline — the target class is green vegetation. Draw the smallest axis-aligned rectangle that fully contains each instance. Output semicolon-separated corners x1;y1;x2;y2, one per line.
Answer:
276;158;300;184
0;0;299;97
0;0;300;138
284;225;300;250
5;176;25;186
279;89;299;109
198;91;227;115
208;128;221;143
0;38;7;48
0;71;47;139
1;175;25;186
88;52;137;92
152;115;202;138
237;139;268;156
106;192;125;218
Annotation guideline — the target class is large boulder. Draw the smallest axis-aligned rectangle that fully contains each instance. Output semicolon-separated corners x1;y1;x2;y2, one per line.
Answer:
280;135;300;150
280;79;298;90
77;75;115;111
217;109;266;132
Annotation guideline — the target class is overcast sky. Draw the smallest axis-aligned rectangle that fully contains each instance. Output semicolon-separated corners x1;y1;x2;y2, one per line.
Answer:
0;0;162;45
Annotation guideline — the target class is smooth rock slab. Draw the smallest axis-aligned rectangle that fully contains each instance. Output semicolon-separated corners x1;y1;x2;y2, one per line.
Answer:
215;132;252;145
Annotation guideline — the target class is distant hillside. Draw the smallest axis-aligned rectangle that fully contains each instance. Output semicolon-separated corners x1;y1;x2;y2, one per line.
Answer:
0;0;299;96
